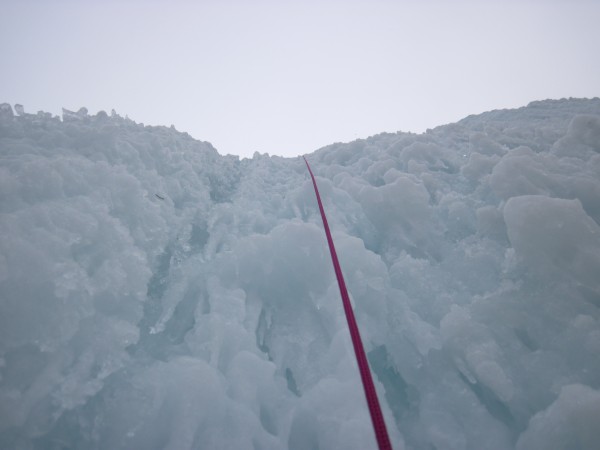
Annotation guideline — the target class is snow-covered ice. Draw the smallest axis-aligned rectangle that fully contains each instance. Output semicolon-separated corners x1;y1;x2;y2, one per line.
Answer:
1;98;599;449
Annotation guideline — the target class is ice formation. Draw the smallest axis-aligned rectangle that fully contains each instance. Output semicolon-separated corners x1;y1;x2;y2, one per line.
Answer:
0;98;599;449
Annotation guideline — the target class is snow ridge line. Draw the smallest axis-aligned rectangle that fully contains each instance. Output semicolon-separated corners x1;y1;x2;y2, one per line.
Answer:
303;156;393;450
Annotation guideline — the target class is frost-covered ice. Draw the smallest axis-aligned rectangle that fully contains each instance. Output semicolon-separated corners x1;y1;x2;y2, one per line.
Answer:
1;98;600;449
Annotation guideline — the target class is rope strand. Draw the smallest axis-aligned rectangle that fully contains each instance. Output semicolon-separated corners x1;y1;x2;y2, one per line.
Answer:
304;156;392;450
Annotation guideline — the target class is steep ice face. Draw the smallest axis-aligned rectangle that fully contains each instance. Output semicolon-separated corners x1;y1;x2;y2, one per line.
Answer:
0;98;599;449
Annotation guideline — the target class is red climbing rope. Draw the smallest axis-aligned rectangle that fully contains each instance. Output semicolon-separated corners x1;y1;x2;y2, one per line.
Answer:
303;157;393;450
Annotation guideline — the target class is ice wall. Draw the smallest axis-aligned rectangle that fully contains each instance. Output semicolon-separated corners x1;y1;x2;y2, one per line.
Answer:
0;99;599;449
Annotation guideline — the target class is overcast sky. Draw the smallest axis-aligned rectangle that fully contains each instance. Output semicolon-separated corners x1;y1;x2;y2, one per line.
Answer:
1;1;599;158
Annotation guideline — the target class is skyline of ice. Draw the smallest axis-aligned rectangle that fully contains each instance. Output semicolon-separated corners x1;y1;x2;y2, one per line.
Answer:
2;1;599;158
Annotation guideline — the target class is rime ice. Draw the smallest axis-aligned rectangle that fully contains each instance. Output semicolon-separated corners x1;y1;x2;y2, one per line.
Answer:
1;99;599;449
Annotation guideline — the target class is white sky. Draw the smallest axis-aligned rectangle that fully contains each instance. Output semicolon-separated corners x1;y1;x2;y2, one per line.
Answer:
1;0;599;158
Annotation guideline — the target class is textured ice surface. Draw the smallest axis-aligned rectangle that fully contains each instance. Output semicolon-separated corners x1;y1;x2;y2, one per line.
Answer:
1;98;599;449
